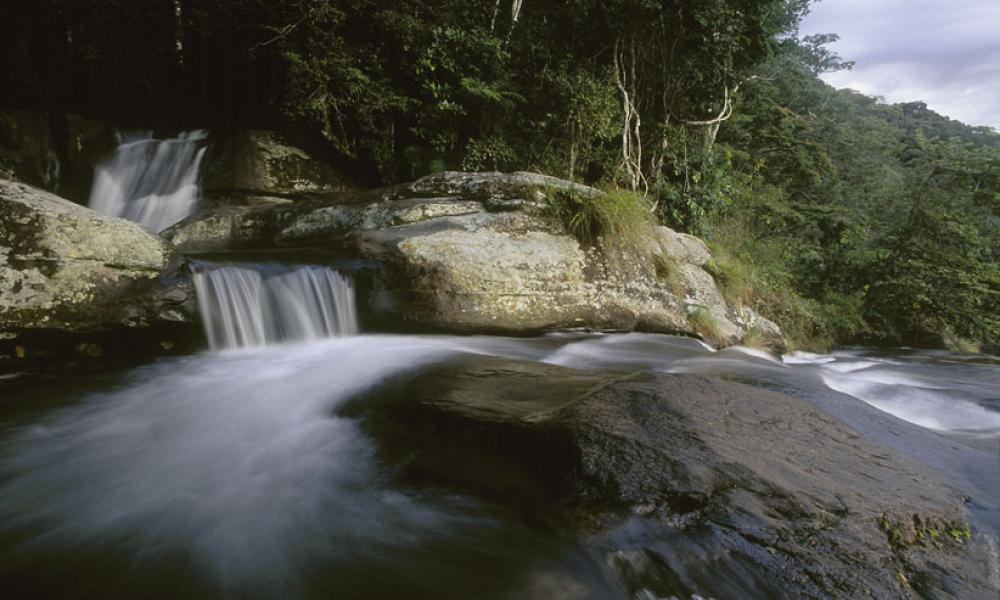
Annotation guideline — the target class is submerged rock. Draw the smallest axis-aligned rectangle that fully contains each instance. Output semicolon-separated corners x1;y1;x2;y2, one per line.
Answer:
0;179;191;334
356;356;997;599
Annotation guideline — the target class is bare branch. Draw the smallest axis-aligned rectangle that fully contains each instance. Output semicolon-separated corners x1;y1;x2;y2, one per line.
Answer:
246;21;301;56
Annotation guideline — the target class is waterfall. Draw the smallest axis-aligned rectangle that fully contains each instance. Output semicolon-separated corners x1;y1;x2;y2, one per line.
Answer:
193;263;359;350
88;130;207;232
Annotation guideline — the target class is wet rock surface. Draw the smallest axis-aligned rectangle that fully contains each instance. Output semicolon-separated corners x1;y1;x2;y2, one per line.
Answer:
355;356;998;599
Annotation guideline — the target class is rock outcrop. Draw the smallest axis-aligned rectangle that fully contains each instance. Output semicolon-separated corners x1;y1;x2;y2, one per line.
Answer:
0;179;190;334
170;170;783;348
355;356;997;599
201;130;355;199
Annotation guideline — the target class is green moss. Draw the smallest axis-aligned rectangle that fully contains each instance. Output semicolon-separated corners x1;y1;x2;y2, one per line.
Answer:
947;526;972;543
880;515;906;548
880;514;972;550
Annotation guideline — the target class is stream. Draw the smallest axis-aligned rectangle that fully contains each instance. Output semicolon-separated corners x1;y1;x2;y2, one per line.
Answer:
1;298;997;597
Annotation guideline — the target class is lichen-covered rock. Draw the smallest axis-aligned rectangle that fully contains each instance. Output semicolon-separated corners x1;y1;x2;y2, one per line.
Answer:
653;226;712;266
0;179;184;332
174;169;784;346
162;204;296;250
343;173;773;343
201;130;353;196
403;170;600;200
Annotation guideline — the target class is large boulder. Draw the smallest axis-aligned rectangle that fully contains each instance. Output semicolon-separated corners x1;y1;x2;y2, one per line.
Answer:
201;130;354;198
295;172;778;345
170;170;783;347
0;179;190;333
355;356;997;599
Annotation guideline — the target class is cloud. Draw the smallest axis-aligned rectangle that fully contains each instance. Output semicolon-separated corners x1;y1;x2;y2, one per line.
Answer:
800;0;1000;128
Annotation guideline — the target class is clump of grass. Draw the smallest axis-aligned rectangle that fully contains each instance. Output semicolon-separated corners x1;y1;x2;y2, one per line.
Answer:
941;328;981;353
702;216;869;352
653;253;686;297
687;306;723;341
545;186;654;247
739;324;770;350
703;252;748;306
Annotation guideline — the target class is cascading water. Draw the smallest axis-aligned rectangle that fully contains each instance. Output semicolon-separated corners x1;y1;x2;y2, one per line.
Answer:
88;130;208;232
192;263;359;350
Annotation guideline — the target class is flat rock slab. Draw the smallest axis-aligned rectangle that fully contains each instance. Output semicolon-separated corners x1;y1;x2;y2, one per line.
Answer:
355;356;998;599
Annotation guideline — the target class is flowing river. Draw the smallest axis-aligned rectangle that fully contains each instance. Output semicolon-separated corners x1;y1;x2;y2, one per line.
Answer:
1;261;997;598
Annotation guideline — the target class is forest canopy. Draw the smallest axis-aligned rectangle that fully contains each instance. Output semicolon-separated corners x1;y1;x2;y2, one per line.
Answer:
1;0;997;351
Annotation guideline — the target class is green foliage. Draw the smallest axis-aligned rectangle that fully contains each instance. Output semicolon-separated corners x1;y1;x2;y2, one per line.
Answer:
545;187;655;248
863;137;1000;349
461;136;517;171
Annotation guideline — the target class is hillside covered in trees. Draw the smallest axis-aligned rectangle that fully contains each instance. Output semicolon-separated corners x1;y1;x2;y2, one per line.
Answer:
2;0;997;351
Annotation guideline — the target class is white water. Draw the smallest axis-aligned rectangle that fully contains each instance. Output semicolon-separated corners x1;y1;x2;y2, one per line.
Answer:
88;130;207;232
0;335;588;591
0;332;997;594
782;349;1000;434
193;263;359;350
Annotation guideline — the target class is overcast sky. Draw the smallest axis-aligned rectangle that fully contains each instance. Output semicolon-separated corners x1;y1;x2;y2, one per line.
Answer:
799;0;1000;129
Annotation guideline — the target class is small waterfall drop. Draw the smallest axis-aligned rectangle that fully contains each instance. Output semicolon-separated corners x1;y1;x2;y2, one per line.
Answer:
193;263;359;350
88;130;208;232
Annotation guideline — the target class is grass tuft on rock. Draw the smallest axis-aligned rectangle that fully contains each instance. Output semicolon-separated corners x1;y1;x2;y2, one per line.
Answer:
653;253;686;297
687;307;723;341
739;324;770;350
545;187;655;247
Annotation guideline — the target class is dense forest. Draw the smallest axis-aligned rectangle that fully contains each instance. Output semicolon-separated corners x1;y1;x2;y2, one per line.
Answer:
1;0;997;351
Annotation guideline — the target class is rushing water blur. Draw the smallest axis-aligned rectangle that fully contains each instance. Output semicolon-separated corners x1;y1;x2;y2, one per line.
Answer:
88;130;207;232
192;263;359;350
1;332;997;598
